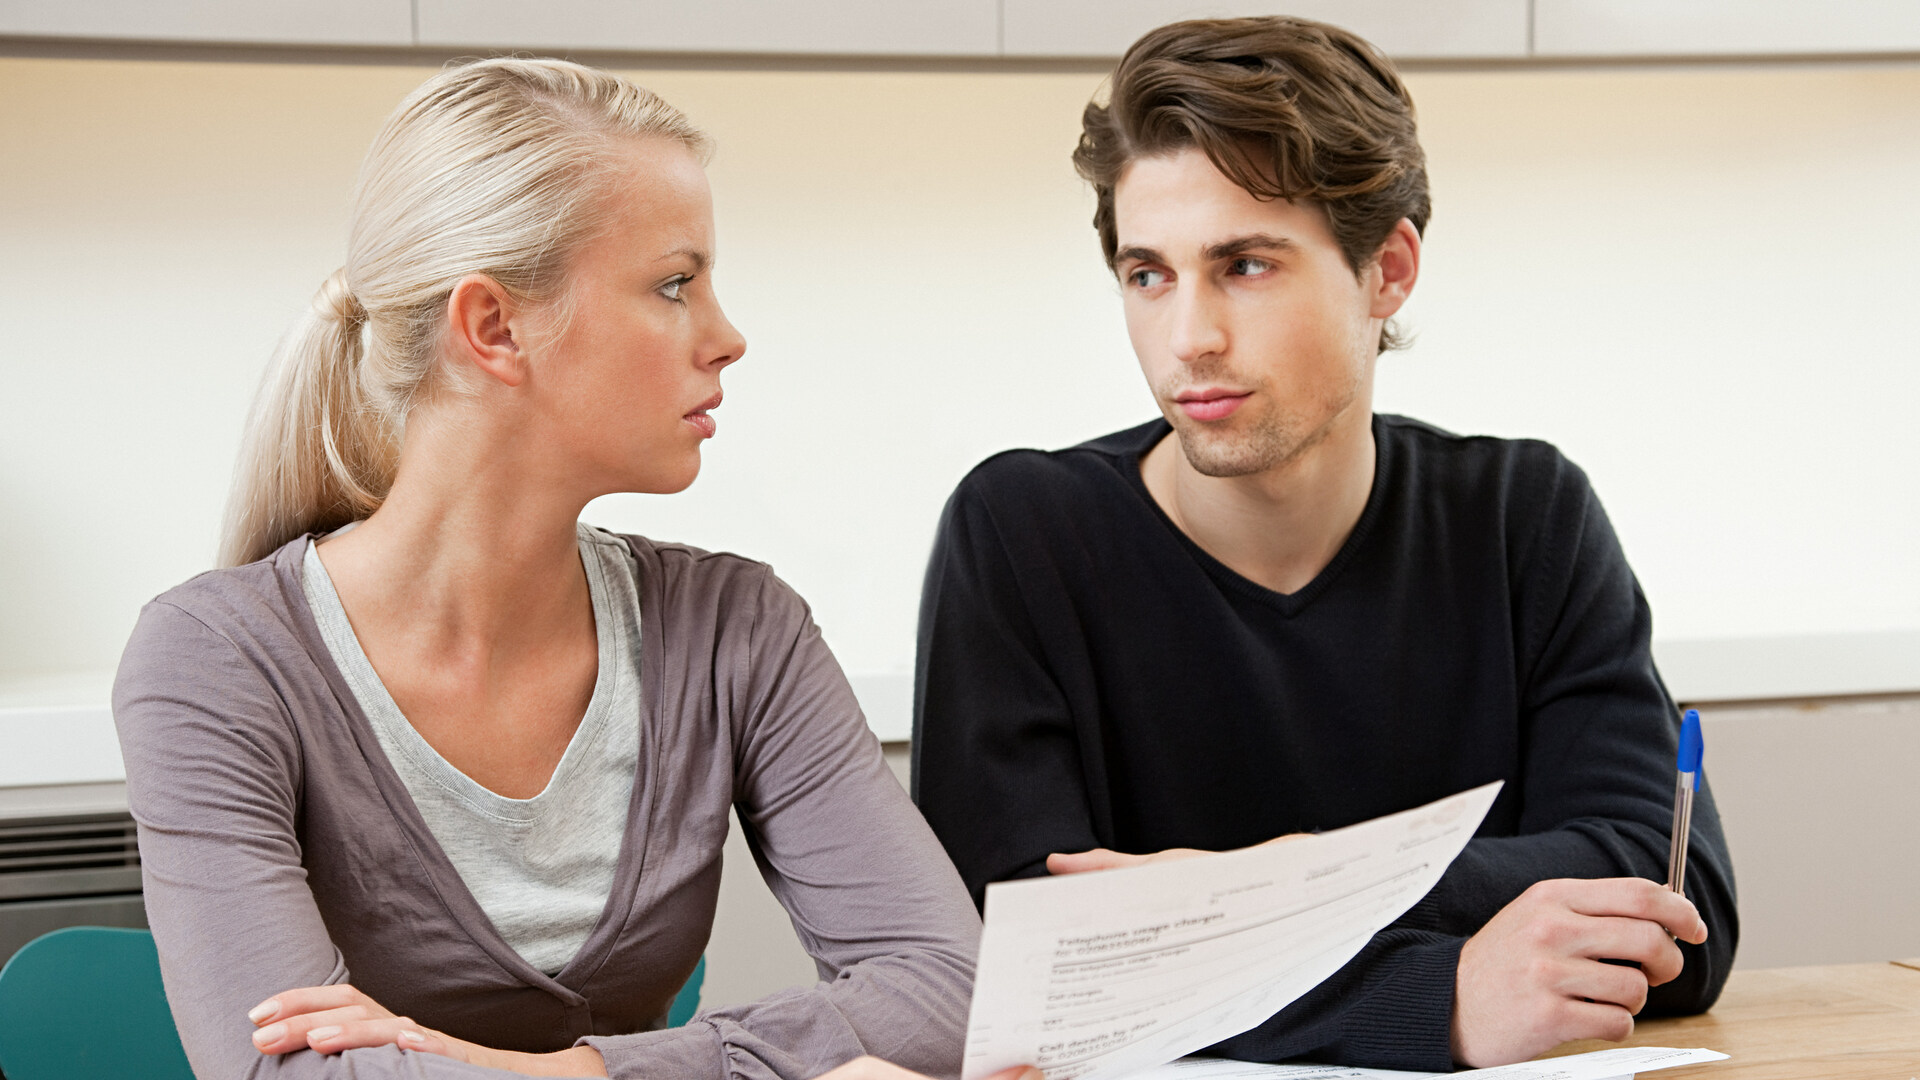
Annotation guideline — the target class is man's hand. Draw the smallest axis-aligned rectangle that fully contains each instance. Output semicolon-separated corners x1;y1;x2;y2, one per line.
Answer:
1452;878;1709;1068
1046;848;1210;873
248;984;608;1076
1047;833;1307;875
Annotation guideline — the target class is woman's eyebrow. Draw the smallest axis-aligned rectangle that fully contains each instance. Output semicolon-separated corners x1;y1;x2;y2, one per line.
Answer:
660;246;710;273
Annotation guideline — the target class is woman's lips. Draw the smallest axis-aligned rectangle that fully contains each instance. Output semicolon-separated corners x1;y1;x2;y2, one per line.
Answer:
685;391;722;439
1176;391;1249;422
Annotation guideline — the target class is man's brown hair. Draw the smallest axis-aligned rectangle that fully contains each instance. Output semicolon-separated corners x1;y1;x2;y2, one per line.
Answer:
1074;16;1431;350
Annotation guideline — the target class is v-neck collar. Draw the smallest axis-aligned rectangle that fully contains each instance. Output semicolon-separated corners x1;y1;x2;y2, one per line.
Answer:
1114;415;1392;618
268;533;667;1000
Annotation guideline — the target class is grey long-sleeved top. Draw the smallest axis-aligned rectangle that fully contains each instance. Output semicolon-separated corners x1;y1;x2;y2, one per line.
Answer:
113;533;979;1080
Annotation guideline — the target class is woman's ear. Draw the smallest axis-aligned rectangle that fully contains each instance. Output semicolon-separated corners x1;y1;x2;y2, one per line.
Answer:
1367;218;1422;320
446;274;529;388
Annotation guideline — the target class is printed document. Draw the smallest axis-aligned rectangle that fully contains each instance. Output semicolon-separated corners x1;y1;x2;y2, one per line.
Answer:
961;782;1503;1080
1127;1046;1728;1080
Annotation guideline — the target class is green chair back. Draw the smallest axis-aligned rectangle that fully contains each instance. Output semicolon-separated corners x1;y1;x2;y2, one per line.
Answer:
0;926;702;1077
669;954;705;1027
0;926;194;1080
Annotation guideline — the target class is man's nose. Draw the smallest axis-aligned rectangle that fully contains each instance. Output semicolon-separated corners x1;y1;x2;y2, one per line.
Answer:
1167;284;1227;365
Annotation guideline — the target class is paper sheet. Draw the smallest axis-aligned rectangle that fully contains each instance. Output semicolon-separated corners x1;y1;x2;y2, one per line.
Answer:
960;783;1504;1080
1127;1047;1728;1080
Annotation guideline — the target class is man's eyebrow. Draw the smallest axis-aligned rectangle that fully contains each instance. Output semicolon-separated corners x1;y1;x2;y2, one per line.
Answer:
1111;234;1297;269
1203;233;1297;261
1112;245;1164;267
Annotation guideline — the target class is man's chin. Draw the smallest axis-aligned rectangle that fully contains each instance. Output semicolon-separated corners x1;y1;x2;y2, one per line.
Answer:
1173;424;1282;479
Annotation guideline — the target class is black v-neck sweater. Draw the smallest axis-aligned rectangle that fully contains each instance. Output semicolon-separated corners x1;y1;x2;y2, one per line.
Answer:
911;415;1736;1071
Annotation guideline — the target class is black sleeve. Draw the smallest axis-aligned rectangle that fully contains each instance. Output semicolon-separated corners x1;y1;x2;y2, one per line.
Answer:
1218;453;1738;1069
911;468;1103;907
1415;452;1737;1015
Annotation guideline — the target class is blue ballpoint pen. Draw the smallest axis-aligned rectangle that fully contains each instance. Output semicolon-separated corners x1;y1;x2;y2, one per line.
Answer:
1667;709;1704;895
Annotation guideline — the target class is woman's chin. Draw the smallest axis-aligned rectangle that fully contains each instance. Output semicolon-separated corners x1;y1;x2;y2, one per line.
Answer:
624;457;702;496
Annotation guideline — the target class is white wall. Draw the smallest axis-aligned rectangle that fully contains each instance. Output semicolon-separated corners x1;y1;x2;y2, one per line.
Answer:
6;54;1920;985
4;57;1919;727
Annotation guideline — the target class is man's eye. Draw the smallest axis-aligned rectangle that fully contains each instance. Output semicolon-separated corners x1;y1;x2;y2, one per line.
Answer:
1128;268;1167;289
1228;257;1272;276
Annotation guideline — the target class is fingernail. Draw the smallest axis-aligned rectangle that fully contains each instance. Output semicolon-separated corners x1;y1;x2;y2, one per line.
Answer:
248;1000;280;1024
308;1026;342;1041
401;1030;427;1045
252;1023;286;1047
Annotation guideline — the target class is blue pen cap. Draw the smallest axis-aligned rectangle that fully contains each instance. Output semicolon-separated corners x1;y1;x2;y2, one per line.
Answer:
1678;709;1704;786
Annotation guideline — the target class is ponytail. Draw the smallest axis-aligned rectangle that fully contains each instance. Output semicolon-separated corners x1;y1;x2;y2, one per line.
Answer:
216;58;710;566
217;269;395;566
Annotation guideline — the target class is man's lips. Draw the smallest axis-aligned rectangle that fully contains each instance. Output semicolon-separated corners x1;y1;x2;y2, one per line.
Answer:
1173;388;1250;423
684;391;722;439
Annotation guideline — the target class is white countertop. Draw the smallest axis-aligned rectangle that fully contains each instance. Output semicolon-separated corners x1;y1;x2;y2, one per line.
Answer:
4;629;1917;790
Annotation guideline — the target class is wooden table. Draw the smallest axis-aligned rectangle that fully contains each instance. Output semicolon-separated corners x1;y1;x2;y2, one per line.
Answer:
1549;959;1920;1079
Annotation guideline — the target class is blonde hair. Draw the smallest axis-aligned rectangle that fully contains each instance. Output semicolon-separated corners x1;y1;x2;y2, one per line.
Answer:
218;58;710;567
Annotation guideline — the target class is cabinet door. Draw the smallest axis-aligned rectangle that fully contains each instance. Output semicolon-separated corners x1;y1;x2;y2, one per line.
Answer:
416;0;1001;57
1002;0;1530;59
1535;0;1920;57
0;0;413;47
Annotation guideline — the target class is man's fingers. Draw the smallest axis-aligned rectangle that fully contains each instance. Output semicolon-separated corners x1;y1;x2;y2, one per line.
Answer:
1046;850;1138;875
1253;833;1311;849
1555;879;1706;942
1563;958;1651;1015
1573;915;1686;987
1557;999;1636;1045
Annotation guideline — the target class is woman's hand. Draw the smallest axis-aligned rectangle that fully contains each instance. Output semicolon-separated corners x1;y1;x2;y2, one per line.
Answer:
249;984;608;1076
1046;833;1308;875
816;1058;1041;1080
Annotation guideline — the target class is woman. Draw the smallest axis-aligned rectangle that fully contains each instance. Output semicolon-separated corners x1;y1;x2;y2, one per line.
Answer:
113;59;993;1080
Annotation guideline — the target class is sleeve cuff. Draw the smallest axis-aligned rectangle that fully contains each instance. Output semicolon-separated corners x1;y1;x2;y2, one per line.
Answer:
1206;931;1463;1072
1320;934;1462;1071
581;1020;727;1080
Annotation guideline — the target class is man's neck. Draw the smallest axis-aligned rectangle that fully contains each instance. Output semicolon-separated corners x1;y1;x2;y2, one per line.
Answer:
1141;405;1377;597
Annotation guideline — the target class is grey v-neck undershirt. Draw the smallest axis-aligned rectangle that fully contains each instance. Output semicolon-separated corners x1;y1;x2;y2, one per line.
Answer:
301;522;642;975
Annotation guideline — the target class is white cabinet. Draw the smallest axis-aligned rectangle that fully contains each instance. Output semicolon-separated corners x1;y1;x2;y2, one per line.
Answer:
1535;0;1920;58
416;0;1000;56
0;0;412;47
1001;0;1531;59
6;2;1920;72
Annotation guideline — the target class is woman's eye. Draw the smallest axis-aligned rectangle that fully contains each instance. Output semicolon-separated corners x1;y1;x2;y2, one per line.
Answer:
1228;257;1273;277
1128;268;1167;289
660;277;687;302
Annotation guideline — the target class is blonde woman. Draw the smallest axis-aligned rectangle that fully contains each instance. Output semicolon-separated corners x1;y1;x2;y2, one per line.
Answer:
113;59;1000;1080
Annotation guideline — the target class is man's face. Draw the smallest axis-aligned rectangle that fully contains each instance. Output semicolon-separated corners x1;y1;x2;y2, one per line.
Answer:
1112;148;1394;478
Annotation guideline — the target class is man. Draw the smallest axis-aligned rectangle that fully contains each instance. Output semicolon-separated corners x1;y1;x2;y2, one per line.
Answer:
911;16;1735;1072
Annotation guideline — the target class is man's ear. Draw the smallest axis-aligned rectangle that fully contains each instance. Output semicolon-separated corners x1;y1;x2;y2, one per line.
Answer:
1367;218;1422;320
446;274;529;388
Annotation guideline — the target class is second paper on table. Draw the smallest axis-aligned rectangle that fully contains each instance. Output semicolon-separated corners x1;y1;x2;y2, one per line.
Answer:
961;782;1504;1080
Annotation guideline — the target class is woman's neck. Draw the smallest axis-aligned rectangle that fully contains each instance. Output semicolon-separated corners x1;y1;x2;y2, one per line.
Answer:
313;404;594;667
